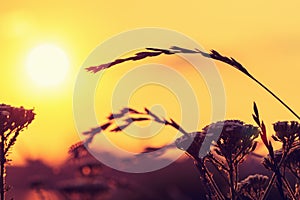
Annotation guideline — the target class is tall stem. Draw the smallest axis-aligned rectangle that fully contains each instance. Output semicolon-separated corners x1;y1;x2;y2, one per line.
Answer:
234;164;238;190
228;161;235;200
195;158;225;200
262;144;291;200
194;159;213;200
247;74;300;120
198;49;300;120
274;168;286;199
261;173;276;200
282;176;297;200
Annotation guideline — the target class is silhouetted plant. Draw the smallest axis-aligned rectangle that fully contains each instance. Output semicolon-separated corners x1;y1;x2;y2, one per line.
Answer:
175;120;260;199
237;174;269;200
204;120;259;199
80;46;300;199
0;104;35;200
285;145;300;182
80;108;267;200
80;108;216;199
253;103;299;200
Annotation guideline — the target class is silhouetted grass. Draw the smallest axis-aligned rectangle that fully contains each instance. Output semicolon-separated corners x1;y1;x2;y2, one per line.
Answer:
86;46;300;120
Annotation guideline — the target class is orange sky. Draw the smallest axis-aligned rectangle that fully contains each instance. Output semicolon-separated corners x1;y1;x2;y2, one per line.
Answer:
1;1;300;166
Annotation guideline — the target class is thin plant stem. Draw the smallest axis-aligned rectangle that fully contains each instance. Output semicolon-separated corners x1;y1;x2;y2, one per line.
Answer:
228;161;235;200
282;176;297;200
206;157;244;200
274;169;286;199
262;162;285;199
275;142;297;199
234;164;238;191
197;48;300;121
247;192;257;200
261;173;276;200
288;168;300;180
194;159;213;200
247;74;300;120
196;158;225;200
206;155;229;172
262;145;290;200
206;158;230;187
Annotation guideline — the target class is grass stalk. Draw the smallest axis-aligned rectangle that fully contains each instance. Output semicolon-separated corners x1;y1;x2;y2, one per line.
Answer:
195;158;225;200
86;46;300;121
247;74;300;120
228;161;235;200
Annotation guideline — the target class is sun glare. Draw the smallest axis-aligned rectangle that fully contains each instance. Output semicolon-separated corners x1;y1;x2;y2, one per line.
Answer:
26;44;70;87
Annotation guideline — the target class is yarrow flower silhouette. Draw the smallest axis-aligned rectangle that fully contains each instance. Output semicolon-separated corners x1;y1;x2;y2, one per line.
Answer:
0;104;35;200
238;174;269;200
208;120;259;162
273;121;300;143
203;120;260;200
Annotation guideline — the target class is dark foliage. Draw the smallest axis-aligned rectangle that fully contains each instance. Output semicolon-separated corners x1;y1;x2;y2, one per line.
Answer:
0;104;35;200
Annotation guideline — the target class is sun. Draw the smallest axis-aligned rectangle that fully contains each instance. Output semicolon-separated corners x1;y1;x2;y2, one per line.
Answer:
26;44;70;87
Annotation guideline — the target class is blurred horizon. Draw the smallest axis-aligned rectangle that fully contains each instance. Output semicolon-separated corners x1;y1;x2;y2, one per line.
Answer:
6;146;268;200
1;1;300;167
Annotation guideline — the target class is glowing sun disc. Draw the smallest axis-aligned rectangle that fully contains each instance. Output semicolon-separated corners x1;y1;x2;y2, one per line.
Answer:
26;44;70;87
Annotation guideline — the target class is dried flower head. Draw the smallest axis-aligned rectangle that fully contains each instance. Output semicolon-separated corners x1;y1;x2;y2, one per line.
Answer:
175;120;259;162
0;104;35;154
208;120;260;162
273;121;300;142
0;104;35;133
238;174;269;199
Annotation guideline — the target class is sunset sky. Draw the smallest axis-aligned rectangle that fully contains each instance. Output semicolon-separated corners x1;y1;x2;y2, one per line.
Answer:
1;1;300;167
